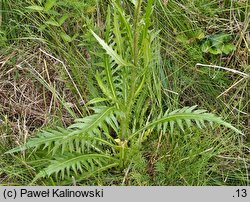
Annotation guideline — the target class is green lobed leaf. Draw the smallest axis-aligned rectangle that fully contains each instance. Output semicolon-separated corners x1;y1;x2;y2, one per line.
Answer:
34;153;118;180
90;30;133;67
130;106;243;140
5;128;70;153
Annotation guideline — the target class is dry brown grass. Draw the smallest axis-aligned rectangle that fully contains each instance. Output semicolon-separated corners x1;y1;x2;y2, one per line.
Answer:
0;46;80;146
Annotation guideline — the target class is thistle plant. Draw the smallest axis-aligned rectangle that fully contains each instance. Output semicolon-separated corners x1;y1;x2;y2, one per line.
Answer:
7;0;242;183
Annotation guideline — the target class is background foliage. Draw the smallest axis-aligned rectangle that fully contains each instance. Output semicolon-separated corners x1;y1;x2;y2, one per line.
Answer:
0;0;249;185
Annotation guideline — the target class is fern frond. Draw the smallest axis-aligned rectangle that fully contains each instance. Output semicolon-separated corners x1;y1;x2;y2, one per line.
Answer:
130;105;243;140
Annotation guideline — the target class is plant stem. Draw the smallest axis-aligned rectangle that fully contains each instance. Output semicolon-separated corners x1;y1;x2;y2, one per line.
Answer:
122;0;143;142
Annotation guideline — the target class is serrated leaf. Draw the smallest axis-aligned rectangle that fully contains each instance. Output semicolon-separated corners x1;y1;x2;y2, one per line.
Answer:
34;153;118;180
91;30;133;67
131;106;243;140
70;107;115;132
5;129;69;153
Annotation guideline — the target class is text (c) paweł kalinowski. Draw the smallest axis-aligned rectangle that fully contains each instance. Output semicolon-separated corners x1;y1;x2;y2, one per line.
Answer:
20;188;104;198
